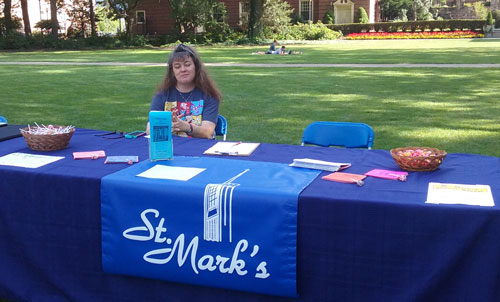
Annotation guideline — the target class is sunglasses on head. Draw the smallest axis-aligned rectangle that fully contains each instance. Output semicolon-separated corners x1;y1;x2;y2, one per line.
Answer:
95;130;125;139
174;44;194;55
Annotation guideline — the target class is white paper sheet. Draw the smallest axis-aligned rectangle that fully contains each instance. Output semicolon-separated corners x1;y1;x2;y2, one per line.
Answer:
426;182;495;207
136;165;205;181
0;152;64;168
203;142;260;156
289;158;351;172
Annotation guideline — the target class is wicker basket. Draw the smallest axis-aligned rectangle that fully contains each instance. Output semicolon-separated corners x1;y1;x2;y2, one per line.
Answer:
21;126;75;151
390;147;447;172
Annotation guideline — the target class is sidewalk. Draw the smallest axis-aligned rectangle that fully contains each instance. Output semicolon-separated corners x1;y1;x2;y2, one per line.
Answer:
1;61;500;68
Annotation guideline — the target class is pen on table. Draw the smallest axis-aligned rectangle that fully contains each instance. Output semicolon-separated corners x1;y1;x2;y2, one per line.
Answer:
351;179;364;187
215;151;238;155
389;173;407;181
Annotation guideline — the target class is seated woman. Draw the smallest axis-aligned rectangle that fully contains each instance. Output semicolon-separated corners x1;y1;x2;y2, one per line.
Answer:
146;44;222;139
265;40;277;54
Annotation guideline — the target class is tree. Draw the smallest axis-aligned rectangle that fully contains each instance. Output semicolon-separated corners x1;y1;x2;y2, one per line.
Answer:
2;0;15;35
168;0;219;37
20;0;31;36
358;7;369;23
107;0;141;38
473;2;488;19
35;19;53;35
413;0;433;20
65;0;98;38
263;0;293;34
379;0;412;21
89;0;96;37
248;0;264;39
50;0;59;37
96;6;119;34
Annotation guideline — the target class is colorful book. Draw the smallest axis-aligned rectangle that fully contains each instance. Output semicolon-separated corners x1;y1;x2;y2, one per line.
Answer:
149;111;173;161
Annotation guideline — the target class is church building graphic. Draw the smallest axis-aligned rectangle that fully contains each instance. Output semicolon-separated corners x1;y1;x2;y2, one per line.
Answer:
203;169;250;243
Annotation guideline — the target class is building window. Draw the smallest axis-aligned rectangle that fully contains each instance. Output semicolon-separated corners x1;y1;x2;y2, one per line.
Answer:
136;10;146;24
300;0;313;21
213;6;224;23
240;1;250;15
239;1;250;24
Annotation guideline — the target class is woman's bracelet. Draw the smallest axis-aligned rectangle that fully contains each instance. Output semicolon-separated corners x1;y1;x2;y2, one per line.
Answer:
187;123;194;135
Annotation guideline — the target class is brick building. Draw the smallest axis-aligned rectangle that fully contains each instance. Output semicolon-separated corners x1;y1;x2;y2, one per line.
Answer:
132;0;380;36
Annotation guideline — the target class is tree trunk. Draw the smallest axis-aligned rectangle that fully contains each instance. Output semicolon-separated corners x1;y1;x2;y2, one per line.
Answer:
248;0;264;39
89;0;97;37
3;0;14;34
50;0;59;38
21;0;32;36
125;16;132;39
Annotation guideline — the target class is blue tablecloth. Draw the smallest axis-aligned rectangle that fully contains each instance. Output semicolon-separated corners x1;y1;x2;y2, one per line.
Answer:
101;156;319;297
1;128;499;302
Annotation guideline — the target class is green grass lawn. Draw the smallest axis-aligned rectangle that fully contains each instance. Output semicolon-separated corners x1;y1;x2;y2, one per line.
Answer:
1;39;500;64
1;40;499;157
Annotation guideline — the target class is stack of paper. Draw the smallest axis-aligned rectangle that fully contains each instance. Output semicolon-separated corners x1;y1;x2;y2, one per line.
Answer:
426;182;495;207
204;142;260;156
289;158;351;172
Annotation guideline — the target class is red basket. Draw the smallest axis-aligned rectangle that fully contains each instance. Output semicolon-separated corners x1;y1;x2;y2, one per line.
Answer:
390;147;447;172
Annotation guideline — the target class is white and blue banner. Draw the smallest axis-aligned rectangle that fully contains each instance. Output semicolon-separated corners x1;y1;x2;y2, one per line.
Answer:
101;156;319;297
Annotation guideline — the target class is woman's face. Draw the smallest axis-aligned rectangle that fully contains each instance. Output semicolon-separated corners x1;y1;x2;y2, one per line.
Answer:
172;56;196;86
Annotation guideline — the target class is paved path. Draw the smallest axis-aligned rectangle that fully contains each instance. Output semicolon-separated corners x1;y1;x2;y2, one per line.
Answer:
1;61;500;68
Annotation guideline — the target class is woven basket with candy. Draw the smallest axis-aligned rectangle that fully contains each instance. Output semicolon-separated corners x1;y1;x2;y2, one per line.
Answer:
21;124;75;151
390;147;447;172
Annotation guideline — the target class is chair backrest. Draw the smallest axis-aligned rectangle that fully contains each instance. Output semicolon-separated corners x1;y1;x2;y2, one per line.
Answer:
301;121;374;149
215;114;228;141
0;116;7;126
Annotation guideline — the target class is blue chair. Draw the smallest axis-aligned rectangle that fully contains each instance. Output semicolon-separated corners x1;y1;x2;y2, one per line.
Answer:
301;121;374;149
215;115;228;141
0;116;7;125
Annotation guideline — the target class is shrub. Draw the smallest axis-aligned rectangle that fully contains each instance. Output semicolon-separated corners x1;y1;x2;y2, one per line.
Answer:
323;8;335;24
0;15;23;36
277;22;341;40
493;10;500;28
328;19;487;35
359;7;369;24
0;31;28;49
487;10;494;26
473;2;488;19
34;20;53;36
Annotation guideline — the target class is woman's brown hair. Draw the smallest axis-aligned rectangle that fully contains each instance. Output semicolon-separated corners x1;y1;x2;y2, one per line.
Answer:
156;44;222;103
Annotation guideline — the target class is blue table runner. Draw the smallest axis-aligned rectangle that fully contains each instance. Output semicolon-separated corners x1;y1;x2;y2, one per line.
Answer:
101;156;320;297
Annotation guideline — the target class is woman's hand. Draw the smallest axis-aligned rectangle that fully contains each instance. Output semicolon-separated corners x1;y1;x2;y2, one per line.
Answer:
171;112;193;134
146;113;216;139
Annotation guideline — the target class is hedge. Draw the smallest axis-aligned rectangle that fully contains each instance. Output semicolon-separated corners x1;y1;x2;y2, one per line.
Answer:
328;19;487;35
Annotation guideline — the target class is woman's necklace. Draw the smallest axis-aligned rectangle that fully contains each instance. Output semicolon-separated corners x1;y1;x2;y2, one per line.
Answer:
178;89;193;103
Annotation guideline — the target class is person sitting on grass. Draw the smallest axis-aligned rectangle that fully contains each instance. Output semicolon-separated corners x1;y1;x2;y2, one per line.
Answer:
265;40;277;54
